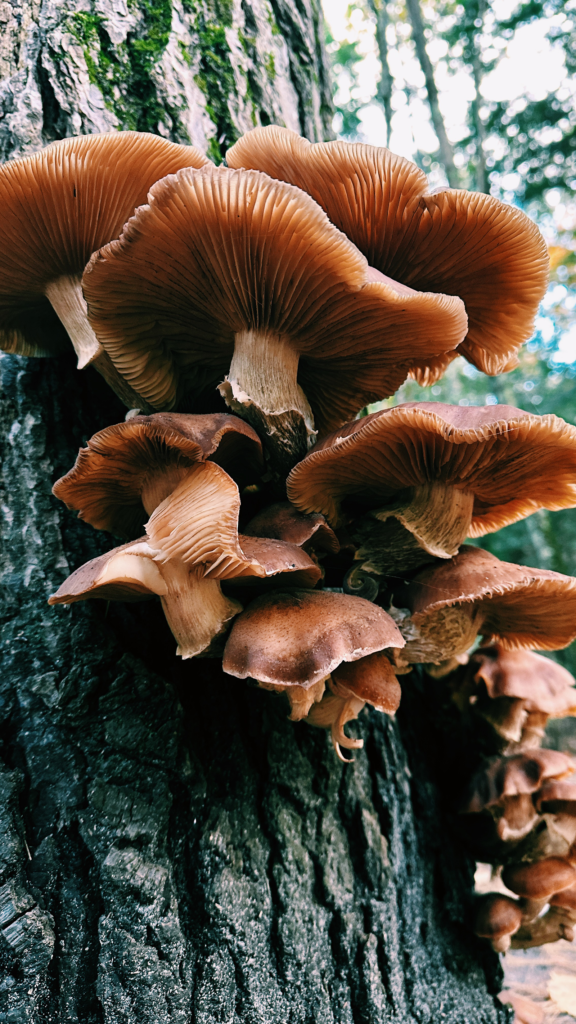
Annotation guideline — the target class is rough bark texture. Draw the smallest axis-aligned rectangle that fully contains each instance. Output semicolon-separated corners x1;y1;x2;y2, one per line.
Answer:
0;353;510;1023
0;3;511;1020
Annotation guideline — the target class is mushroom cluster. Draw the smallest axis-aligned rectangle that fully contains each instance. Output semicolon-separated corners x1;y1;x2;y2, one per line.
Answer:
13;127;572;950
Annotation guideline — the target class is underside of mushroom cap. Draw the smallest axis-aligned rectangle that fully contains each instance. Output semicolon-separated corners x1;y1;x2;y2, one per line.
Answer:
227;126;549;377
470;646;576;715
82;165;467;437
287;403;576;536
53;412;263;537
222;589;405;688
0;131;209;361
394;545;576;651
48;537;167;604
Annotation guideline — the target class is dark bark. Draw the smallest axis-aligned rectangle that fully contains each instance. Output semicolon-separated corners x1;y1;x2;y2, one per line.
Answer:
0;351;511;1022
368;0;393;146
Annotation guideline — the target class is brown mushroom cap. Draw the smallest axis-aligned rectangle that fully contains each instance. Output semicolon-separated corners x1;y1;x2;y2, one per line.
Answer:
502;858;576;899
0;132;209;402
535;781;576;816
465;750;575;814
287;403;576;536
52;412;263;538
243;502;339;554
48;538;167;604
227;126;549;377
549;883;576;911
82;165;467;435
470;646;576;716
331;652;401;713
474;893;523;943
222;589;404;688
394;545;576;652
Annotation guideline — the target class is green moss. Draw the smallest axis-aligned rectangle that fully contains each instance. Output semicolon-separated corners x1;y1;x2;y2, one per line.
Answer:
178;40;192;66
194;19;238;161
264;53;276;79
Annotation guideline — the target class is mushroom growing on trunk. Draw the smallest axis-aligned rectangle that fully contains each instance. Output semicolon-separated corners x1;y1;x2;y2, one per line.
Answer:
0;132;210;407
227;125;549;381
82;166;468;472
222;589;404;759
287;403;576;581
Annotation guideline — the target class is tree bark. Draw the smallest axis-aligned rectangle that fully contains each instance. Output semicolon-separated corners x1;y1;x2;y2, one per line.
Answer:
368;0;393;146
404;0;459;188
0;3;510;1020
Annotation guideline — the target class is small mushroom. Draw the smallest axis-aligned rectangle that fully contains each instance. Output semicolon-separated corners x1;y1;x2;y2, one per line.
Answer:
53;412;263;538
502;857;576;901
389;546;576;667
243;502;339;555
227;126;549;379
0;131;210;406
49;462;320;657
82;165;467;470
222;589;404;757
511;905;575;948
287;403;576;568
473;893;523;952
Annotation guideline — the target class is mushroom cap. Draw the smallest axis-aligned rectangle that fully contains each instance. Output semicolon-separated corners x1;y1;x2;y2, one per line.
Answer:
226;536;321;588
464;749;574;814
535;780;576;816
470;646;576;716
394;545;576;651
243;502;339;553
287;403;576;533
474;893;523;940
227;126;549;377
82;165;467;431
0;131;210;358
549;883;576;911
48;538;167;604
222;589;404;688
502;857;576;899
331;651;401;713
53;412;263;538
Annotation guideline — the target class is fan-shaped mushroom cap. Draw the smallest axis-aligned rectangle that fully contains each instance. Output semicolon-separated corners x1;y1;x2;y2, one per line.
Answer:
503;858;576;900
227;126;548;378
393;546;576;661
469;646;576;716
222;589;404;688
287;404;576;561
53;412;263;538
82;165;467;466
48;538;168;604
243;502;339;554
0;131;210;405
474;893;523;952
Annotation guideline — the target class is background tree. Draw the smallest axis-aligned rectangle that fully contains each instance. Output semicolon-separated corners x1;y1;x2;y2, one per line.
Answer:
0;0;510;1021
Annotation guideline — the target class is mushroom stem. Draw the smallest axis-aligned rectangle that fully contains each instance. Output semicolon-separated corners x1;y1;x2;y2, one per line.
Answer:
219;329;316;472
158;561;242;659
258;677;327;720
371;482;475;560
44;274;146;409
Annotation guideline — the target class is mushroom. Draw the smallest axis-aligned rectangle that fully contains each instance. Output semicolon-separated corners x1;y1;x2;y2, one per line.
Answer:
511;906;575;948
49;462;320;657
243;502;339;556
82;165;468;471
222;589;404;757
226;125;549;379
52;412;264;538
502;857;576;901
389;546;576;667
499;991;545;1024
0;131;210;406
473;893;523;952
287;403;576;574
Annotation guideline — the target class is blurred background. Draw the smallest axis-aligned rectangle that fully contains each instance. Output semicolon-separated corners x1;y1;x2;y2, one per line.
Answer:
321;0;576;681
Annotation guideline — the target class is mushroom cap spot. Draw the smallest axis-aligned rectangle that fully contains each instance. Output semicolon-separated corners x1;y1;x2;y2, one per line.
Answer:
0;131;209;357
243;501;339;553
53;412;263;538
227;126;549;376
474;893;523;939
470;645;576;715
48;538;166;604
82;165;467;430
287;402;576;532
502;858;576;899
331;651;401;713
222;589;405;687
464;749;574;813
233;535;322;587
394;545;576;651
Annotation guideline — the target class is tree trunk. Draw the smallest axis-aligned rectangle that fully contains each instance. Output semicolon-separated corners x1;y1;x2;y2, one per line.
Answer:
404;0;459;188
0;4;509;1021
369;0;393;146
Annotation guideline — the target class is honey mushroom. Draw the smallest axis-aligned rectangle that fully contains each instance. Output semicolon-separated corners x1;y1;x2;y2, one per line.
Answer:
227;125;549;381
81;165;468;472
388;545;576;670
287;403;576;590
0;131;210;406
222;589;403;759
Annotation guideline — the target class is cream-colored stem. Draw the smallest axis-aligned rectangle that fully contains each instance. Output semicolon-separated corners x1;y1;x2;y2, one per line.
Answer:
44;274;149;410
218;329;316;469
159;561;242;659
45;275;102;369
373;482;475;560
141;466;192;517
